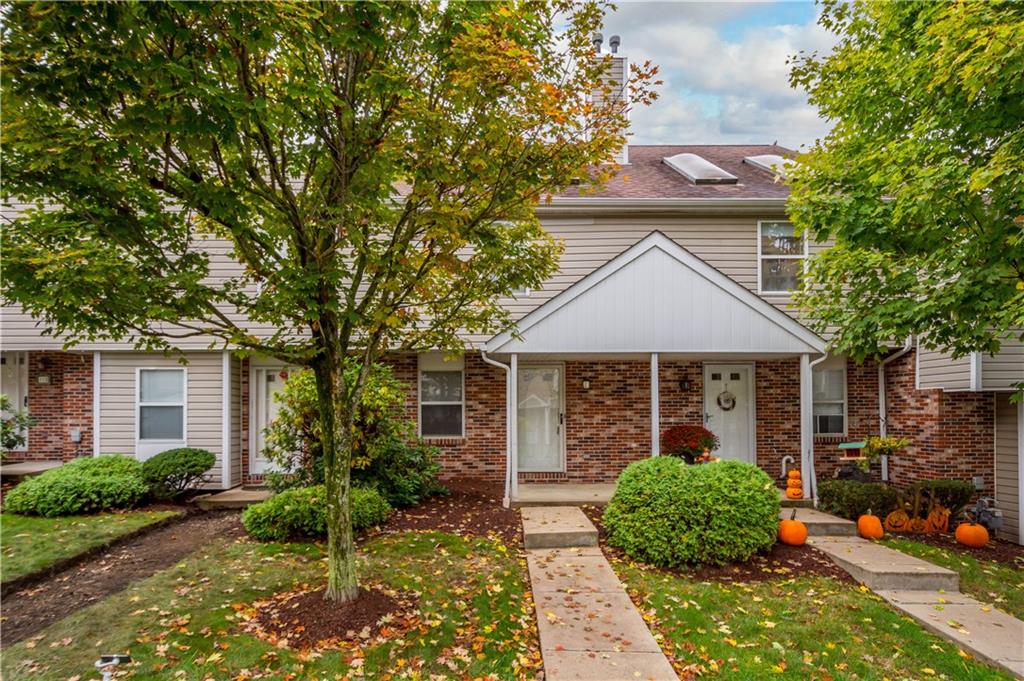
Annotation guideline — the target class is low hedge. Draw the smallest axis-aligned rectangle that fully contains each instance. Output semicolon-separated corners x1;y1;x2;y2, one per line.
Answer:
4;454;148;517
242;485;392;542
817;479;899;521
142;447;215;499
603;457;780;567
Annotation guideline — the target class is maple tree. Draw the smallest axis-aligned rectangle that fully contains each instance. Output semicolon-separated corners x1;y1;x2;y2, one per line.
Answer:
2;1;657;601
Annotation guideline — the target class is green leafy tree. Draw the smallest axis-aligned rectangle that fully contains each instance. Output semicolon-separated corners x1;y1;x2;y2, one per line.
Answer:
789;0;1024;361
2;2;656;601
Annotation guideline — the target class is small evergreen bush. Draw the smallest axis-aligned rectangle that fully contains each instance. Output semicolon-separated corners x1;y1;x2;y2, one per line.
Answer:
242;485;391;542
4;454;148;516
817;480;899;520
142;447;215;499
603;457;779;567
352;438;445;508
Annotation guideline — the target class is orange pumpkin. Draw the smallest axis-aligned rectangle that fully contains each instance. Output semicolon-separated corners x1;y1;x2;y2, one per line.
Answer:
926;505;950;534
884;508;910;533
787;470;801;480
954;522;989;548
857;510;884;540
786;478;802;489
778;509;808;546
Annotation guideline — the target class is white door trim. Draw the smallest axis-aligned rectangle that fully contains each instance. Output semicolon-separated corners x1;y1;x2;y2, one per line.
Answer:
702;362;756;464
1;351;30;451
517;362;566;473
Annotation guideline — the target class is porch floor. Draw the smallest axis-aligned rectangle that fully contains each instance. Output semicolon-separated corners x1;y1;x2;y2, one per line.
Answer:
510;484;615;508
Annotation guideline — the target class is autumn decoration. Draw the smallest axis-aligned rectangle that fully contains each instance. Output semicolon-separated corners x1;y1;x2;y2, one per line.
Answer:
925;494;951;534
661;425;720;464
882;489;953;536
785;469;803;500
778;509;808;546
857;509;884;540
954;521;989;549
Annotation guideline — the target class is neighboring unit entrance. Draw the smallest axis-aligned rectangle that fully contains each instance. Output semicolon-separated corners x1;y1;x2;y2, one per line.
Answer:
252;366;294;475
0;352;29;451
703;364;754;463
517;365;564;472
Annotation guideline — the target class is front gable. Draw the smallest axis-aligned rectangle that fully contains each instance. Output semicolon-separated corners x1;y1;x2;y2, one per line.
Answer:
486;231;825;355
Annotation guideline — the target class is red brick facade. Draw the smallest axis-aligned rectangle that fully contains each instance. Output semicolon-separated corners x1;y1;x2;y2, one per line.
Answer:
5;351;94;461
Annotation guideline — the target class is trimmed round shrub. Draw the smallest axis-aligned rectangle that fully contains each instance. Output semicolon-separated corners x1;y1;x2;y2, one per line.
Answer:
818;479;899;520
142;447;215;499
242;485;392;542
352;438;445;508
4;454;148;517
603;457;780;567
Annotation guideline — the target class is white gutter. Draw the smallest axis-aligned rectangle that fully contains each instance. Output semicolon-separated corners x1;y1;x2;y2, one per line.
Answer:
480;351;513;507
878;338;913;482
536;197;787;215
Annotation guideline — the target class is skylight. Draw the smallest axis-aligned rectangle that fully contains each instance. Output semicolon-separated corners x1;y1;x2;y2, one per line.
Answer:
743;154;794;178
662;153;738;185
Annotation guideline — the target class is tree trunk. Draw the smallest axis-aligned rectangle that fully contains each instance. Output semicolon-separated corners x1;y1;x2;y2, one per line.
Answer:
313;354;359;603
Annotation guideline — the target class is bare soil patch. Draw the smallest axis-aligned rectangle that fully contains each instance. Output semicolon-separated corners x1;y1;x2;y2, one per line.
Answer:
890;530;1024;566
242;585;416;651
1;511;243;648
582;505;855;584
379;479;520;545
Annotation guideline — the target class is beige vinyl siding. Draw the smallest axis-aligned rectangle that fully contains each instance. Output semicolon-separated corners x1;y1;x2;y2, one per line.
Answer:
916;344;972;390
98;352;223;488
229;354;243;487
994;395;1021;544
982;337;1024;391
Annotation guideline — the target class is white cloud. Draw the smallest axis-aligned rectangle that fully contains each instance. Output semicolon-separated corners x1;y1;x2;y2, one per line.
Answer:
603;1;838;148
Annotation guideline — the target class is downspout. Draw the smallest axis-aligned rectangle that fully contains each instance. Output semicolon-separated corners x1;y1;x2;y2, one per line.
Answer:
806;353;828;501
480;351;513;507
878;338;913;482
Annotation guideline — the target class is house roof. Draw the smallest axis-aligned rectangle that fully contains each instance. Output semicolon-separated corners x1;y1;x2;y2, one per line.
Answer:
485;231;825;356
555;144;794;201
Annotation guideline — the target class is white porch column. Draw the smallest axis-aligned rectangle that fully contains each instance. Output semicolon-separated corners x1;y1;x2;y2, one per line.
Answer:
650;353;660;455
509;353;519;501
799;353;813;498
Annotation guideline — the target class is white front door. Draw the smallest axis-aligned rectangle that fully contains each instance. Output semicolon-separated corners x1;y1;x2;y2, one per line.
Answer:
703;364;754;463
1;352;29;451
517;365;564;472
253;367;293;475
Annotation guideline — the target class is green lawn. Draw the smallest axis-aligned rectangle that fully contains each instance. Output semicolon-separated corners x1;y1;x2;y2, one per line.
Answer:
1;531;540;680
883;537;1024;621
1;510;182;583
614;558;1013;680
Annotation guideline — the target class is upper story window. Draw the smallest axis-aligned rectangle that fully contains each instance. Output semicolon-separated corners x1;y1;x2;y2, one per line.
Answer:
138;368;186;441
758;221;807;294
812;356;846;436
418;353;464;438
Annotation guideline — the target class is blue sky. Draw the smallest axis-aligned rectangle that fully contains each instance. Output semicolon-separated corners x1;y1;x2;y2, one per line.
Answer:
604;1;835;150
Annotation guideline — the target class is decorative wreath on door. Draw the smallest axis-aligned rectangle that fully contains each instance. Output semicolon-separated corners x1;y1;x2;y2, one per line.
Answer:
716;390;736;411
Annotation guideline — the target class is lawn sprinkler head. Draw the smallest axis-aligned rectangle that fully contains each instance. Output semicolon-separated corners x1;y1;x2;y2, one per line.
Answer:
95;654;132;681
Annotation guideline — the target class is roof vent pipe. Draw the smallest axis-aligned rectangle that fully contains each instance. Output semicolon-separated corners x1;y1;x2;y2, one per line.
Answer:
592;32;603;52
609;35;621;53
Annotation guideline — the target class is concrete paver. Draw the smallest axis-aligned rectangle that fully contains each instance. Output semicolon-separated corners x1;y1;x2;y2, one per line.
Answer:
521;506;598;549
0;460;63;478
193;487;271;510
534;591;664;654
812;536;959;591
781;507;856;536
527;547;624;594
512;483;615;508
542;650;679;681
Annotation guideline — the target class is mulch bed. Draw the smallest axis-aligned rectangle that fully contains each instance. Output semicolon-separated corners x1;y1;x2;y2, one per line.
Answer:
376;479;521;546
887;531;1024;567
242;585;417;651
581;505;856;585
0;511;245;648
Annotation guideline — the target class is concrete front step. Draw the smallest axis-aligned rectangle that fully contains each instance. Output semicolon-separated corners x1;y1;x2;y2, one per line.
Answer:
812;536;960;591
0;460;63;479
780;507;857;536
521;506;598;550
193;487;271;510
876;590;1024;678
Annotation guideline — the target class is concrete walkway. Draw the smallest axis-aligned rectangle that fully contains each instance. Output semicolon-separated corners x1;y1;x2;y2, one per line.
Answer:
522;507;677;681
811;533;1024;678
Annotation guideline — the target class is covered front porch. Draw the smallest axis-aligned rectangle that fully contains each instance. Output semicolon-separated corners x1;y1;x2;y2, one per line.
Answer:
482;232;828;506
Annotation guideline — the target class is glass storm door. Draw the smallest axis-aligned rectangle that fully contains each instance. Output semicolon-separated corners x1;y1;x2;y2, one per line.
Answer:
703;364;753;463
253;367;292;474
517;365;564;472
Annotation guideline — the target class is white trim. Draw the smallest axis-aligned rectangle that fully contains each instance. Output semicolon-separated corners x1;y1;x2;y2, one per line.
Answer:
93;352;101;456
1018;399;1024;545
1;352;31;452
538;198;788;212
135;366;188;460
486;231;825;355
221;352;231;489
650;353;660;456
702;362;756;465
756;220;809;296
417;353;466;439
969;352;983;391
510;354;519;500
516;362;566;473
800;354;812;498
